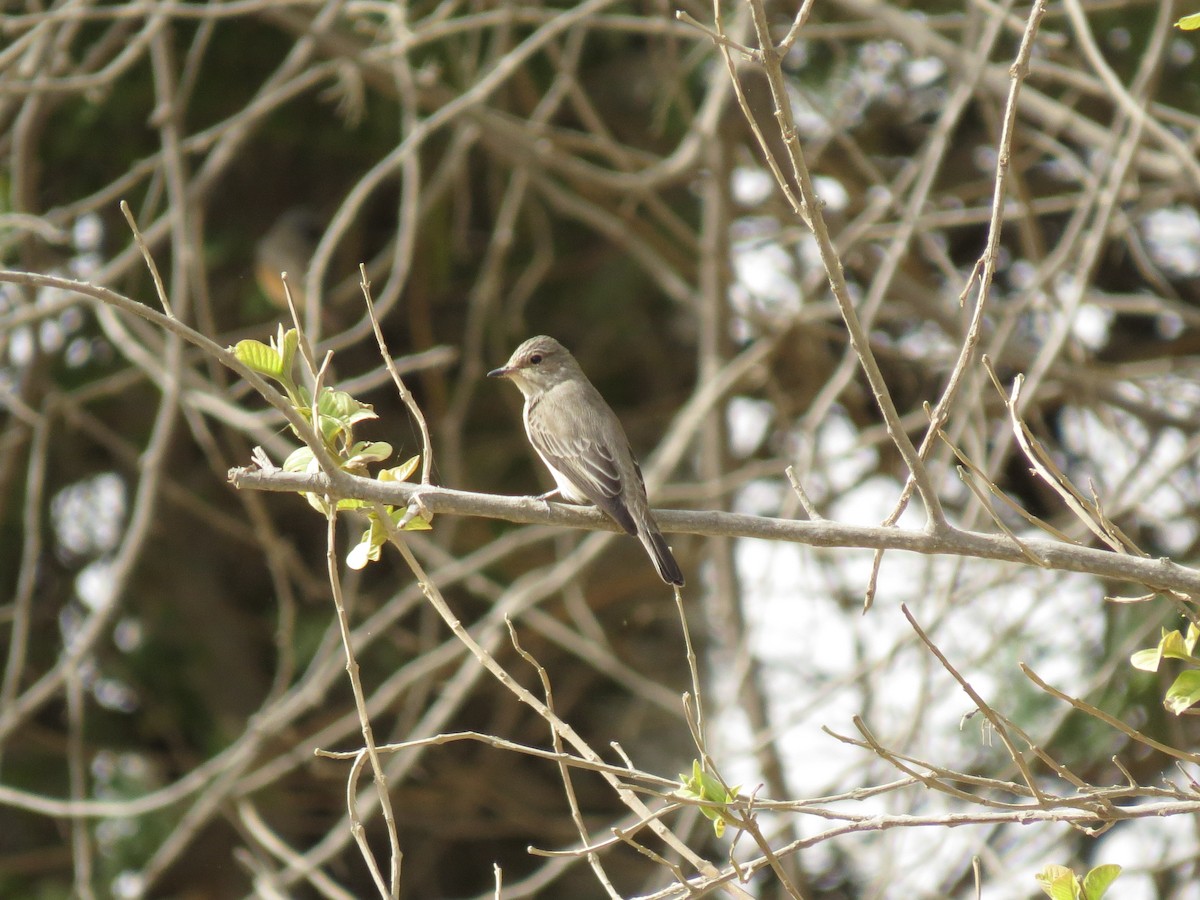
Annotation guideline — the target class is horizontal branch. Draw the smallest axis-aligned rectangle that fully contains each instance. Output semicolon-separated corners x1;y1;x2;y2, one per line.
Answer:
229;467;1200;597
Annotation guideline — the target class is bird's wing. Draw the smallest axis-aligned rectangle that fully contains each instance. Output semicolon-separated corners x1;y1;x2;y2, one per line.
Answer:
527;397;639;535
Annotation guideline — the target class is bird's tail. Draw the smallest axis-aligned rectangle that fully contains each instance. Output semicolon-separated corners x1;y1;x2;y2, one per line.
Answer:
639;526;685;586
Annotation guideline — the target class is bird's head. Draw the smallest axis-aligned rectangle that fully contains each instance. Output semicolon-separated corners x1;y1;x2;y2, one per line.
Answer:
488;335;581;396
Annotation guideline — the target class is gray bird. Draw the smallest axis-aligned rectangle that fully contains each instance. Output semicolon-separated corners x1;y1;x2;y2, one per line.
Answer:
489;336;685;586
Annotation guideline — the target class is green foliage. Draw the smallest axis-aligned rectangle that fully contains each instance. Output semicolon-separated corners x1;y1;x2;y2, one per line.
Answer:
234;325;301;405
233;326;430;568
676;760;741;839
1176;12;1200;29
1131;623;1200;714
1035;864;1121;900
345;456;430;569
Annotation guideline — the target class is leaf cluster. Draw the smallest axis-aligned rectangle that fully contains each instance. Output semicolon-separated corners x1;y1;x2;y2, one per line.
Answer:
234;326;429;569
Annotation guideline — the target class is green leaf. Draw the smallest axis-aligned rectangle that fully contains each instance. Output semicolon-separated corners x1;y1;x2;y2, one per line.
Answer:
318;389;375;423
283;446;316;474
675;760;739;838
1161;629;1194;662
280;446;337;512
693;763;728;802
234;327;303;406
1176;12;1200;29
379;455;421;483
348;514;389;569
401;514;432;531
347;528;381;569
1130;647;1163;672
278;326;298;379
1081;864;1121;900
1130;627;1196;672
345;441;392;469
388;504;433;532
302;492;330;515
1164;670;1200;714
233;339;284;379
1035;865;1081;900
314;389;376;443
346;507;432;564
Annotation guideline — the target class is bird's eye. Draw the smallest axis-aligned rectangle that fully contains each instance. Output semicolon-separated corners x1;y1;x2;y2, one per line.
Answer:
529;354;543;364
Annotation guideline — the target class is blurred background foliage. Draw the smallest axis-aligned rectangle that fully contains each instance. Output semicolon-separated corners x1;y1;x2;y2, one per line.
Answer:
3;0;1200;897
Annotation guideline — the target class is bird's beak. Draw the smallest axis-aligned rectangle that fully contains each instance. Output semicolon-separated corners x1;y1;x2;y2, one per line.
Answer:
487;365;512;379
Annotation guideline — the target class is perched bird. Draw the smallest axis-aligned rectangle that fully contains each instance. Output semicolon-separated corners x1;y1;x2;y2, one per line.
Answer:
489;335;684;586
